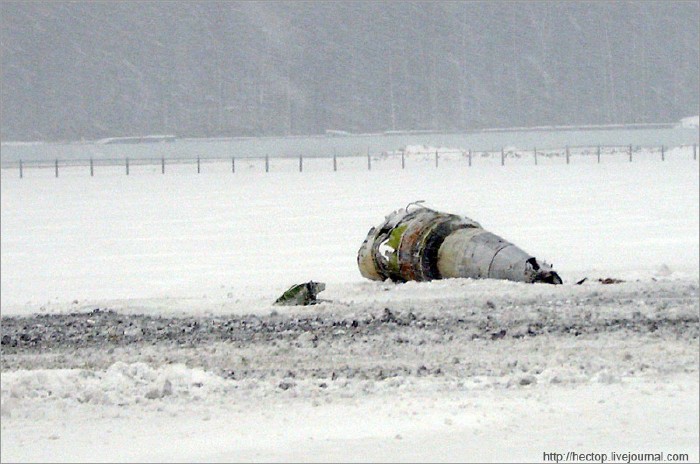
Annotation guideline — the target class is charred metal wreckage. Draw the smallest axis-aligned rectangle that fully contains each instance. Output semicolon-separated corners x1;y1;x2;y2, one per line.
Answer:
357;202;562;285
275;202;561;305
274;281;327;306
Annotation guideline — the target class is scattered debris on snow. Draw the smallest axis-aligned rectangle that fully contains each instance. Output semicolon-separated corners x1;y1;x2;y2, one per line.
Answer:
598;277;625;284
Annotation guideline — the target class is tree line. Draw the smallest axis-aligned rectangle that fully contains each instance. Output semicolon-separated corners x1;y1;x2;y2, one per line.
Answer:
1;1;698;141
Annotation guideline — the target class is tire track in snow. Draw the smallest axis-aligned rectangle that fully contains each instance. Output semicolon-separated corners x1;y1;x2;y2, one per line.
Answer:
2;280;697;388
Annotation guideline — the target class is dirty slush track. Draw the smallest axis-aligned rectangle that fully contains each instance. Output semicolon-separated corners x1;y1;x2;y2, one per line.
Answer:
2;280;698;390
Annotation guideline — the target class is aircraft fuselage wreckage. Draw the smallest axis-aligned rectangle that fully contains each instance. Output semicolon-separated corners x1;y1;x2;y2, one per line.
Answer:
357;202;562;285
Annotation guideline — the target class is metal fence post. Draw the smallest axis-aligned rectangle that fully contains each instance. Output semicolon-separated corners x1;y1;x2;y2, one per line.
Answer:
17;144;678;177
694;143;697;161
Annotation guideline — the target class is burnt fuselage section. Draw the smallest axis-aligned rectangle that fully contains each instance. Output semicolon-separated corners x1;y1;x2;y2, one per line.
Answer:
358;203;562;285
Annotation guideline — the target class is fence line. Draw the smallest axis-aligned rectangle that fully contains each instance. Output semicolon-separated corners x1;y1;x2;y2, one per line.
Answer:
2;143;697;178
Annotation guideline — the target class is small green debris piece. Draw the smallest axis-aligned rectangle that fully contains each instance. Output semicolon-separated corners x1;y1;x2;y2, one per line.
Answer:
274;281;327;306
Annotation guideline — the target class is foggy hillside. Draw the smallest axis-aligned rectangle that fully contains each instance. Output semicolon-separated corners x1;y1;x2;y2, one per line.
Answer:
1;1;698;142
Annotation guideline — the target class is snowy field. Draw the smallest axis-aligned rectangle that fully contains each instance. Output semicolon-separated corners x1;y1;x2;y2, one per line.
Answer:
1;149;699;462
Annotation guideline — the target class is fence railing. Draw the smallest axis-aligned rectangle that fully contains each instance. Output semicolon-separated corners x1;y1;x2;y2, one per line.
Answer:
2;143;697;178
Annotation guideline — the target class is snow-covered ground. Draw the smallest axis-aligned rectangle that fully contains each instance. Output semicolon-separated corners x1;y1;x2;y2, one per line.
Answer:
680;115;699;129
1;151;698;462
2;124;697;163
